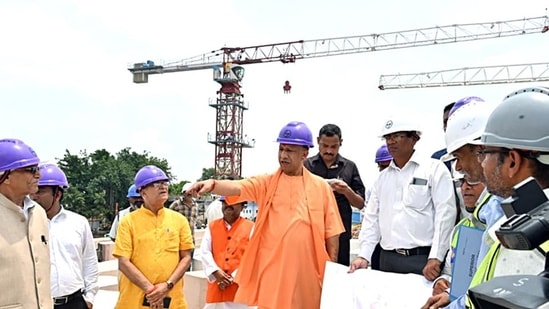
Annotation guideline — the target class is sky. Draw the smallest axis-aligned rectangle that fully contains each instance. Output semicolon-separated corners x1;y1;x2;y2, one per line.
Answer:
1;0;548;185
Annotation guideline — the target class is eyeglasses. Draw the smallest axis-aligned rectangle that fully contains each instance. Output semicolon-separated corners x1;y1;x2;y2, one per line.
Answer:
476;149;510;162
454;178;482;188
150;181;169;188
17;166;40;175
382;133;408;142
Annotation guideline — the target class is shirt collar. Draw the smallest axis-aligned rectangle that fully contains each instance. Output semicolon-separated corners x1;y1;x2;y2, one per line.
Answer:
139;205;166;217
23;195;36;210
312;153;344;168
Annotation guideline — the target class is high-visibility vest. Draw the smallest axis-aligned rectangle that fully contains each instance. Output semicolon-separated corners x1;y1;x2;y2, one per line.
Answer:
471;192;492;229
449;193;490;274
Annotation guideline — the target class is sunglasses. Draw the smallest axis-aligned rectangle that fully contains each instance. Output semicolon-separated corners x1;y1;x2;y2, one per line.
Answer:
17;166;40;175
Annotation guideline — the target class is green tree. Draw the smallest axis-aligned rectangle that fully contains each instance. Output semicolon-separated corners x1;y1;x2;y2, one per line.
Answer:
57;148;172;226
169;180;190;196
198;167;215;181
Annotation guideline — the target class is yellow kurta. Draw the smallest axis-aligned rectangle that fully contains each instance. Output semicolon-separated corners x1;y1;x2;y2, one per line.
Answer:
233;168;344;309
113;207;194;309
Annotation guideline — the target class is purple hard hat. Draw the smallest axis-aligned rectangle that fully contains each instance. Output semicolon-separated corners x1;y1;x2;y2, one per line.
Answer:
134;165;169;191
375;144;393;163
38;163;69;188
276;121;314;148
0;138;40;173
449;96;485;116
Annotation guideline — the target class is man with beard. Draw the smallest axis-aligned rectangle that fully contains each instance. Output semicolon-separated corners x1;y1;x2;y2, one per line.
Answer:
113;165;194;309
187;121;344;309
422;98;505;309
304;123;366;266
199;196;255;309
463;86;549;308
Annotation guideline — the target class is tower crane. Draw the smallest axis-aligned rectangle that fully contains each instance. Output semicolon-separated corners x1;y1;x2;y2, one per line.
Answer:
128;15;547;179
378;62;549;90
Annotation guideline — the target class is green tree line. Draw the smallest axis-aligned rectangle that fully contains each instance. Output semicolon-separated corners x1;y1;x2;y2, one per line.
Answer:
56;147;215;226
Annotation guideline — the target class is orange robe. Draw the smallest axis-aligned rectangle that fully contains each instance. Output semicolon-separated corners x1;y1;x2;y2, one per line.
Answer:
233;168;344;309
206;217;254;303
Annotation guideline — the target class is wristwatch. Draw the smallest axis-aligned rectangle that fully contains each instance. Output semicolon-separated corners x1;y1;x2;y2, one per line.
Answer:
166;280;174;290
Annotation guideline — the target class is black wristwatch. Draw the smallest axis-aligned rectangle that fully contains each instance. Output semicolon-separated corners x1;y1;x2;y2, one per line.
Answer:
166;280;174;290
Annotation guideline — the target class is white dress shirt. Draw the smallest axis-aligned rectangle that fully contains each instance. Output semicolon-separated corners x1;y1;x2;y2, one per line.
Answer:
205;199;224;226
108;205;135;240
21;195;36;220
49;207;99;304
359;151;457;262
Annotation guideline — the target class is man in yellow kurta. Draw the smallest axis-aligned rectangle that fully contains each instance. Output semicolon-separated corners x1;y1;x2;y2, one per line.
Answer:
113;165;194;309
188;121;345;309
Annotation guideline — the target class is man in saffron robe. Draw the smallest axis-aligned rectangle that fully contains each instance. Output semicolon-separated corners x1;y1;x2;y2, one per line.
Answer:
188;121;344;309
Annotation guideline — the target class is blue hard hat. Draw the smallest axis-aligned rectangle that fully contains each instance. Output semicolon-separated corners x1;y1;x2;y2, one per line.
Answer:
126;184;140;198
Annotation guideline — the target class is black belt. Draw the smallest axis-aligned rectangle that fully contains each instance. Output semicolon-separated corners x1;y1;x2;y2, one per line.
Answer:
391;246;431;256
53;290;82;306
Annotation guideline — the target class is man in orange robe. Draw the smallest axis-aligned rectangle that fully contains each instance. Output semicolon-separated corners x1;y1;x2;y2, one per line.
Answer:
199;196;255;309
188;121;345;309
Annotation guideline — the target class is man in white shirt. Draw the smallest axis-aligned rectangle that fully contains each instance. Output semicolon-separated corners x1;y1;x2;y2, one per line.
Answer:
350;116;457;281
205;197;224;225
108;184;143;241
31;163;99;309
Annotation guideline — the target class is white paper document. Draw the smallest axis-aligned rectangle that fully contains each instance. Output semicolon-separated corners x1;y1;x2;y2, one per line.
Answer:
321;261;433;309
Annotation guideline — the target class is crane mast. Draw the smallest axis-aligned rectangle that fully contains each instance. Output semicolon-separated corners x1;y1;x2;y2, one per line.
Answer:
127;14;547;178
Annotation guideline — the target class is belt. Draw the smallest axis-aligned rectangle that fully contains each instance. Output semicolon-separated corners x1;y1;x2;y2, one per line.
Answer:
393;246;431;256
53;290;82;306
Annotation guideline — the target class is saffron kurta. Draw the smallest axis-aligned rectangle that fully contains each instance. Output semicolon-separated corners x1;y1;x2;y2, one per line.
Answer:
233;168;344;309
113;207;194;309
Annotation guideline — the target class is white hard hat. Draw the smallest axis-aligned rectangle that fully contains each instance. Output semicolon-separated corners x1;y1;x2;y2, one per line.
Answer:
442;100;497;162
181;182;193;193
379;116;422;137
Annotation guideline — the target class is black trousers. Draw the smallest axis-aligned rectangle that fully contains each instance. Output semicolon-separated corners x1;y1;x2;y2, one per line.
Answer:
54;291;87;309
337;233;351;266
379;249;428;275
370;243;382;270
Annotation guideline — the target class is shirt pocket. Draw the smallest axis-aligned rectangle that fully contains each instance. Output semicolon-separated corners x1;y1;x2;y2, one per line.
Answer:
403;184;431;210
163;230;180;252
